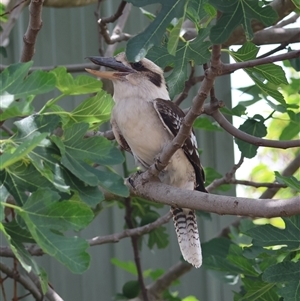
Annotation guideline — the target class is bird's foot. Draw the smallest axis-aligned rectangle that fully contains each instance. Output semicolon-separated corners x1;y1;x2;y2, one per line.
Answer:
128;170;143;189
154;156;162;171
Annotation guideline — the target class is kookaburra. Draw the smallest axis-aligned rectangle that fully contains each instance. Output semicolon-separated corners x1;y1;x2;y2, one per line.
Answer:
86;52;207;268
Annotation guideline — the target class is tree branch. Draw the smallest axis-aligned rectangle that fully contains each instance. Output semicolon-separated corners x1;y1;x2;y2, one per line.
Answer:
146;261;192;300
124;198;149;301
260;153;300;199
27;271;64;301
0;0;27;47
206;155;244;192
231;179;287;189
223;50;300;74
211;109;300;149
223;0;296;46
130;179;300;218
20;0;44;62
0;62;98;73
89;211;172;246
252;27;300;45
0;262;42;301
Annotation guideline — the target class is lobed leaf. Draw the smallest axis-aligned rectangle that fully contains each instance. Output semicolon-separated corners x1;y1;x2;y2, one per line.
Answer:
51;66;102;95
209;0;277;44
125;0;186;61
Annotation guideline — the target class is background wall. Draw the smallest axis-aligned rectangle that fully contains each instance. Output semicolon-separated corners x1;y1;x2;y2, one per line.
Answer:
1;2;237;300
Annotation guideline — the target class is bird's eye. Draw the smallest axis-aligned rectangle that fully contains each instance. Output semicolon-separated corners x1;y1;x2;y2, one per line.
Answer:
132;61;143;70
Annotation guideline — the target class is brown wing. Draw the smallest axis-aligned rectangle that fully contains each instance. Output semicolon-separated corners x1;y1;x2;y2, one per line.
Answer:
111;118;132;154
153;98;207;193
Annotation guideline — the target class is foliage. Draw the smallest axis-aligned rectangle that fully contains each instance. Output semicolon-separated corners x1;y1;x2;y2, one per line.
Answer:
0;0;299;300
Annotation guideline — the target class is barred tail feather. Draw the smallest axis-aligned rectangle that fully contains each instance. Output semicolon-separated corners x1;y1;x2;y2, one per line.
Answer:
171;207;202;268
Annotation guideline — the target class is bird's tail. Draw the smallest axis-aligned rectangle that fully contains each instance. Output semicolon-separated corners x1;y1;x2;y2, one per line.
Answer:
171;207;202;268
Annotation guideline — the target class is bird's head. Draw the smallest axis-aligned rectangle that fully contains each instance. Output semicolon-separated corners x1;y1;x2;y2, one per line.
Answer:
86;52;169;101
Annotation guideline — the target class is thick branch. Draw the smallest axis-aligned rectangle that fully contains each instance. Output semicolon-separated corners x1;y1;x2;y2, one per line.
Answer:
224;0;296;46
252;27;300;45
130;179;300;218
20;0;44;62
0;262;42;300
211;110;300;149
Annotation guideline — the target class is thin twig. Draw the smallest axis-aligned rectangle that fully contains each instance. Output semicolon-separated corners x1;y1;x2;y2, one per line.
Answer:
273;13;299;28
0;0;27;47
223;50;300;74
84;129;115;140
206;155;244;192
260;153;300;199
0;0;28;17
0;63;97;73
124;198;149;301
27;271;64;301
89;211;172;246
211;110;300;149
101;1;127;23
232;179;287;189
174;65;195;106
0;262;42;301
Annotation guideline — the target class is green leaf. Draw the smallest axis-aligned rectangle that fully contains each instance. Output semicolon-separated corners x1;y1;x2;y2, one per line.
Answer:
193;117;222;131
239;279;277;301
148;225;169;249
275;171;300;192
111;258;138;275
14;114;61;141
167;17;184;56
278;280;300;301
83;164;129;197
209;0;277;43
235;117;267;159
50;122;124;187
279;112;300;140
0;133;48;170
0;63;56;121
0;222;34;272
246;215;300;250
229;42;288;104
50;67;102;95
263;261;300;283
167;29;211;97
17;189;93;273
125;0;186;61
226;245;258;277
1;221;44;276
63;171;104;206
61;123;124;166
221;104;247;117
0;163;56;205
67;91;114;128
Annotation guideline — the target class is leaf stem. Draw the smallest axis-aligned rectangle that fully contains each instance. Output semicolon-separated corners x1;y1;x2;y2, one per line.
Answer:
39;94;65;114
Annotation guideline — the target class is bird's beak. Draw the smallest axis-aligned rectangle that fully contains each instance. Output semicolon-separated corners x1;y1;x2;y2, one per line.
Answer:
85;56;134;80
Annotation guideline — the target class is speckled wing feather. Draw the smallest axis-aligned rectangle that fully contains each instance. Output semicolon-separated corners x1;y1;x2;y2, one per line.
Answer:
153;98;207;192
153;98;206;268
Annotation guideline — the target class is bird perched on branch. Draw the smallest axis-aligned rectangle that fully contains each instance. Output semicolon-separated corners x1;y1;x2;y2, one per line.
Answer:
86;52;207;268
